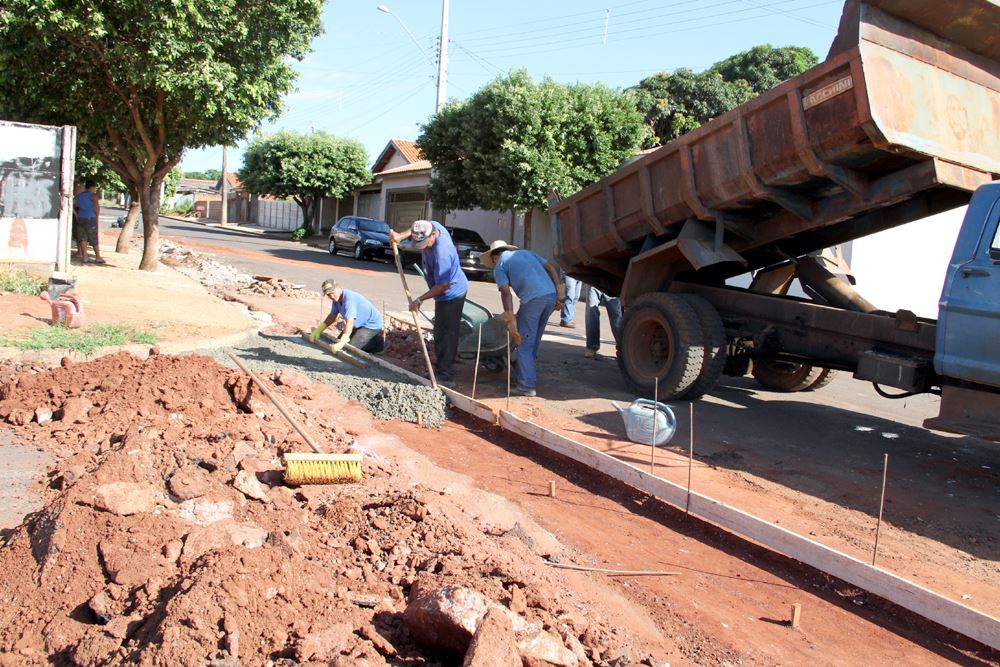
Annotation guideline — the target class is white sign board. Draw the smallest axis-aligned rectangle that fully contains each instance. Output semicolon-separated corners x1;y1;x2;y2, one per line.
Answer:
0;120;75;271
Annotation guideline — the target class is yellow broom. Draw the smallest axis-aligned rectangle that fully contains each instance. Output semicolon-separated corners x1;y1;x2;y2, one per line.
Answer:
227;352;362;484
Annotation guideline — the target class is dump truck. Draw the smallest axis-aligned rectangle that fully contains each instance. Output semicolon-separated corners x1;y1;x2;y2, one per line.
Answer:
550;0;1000;440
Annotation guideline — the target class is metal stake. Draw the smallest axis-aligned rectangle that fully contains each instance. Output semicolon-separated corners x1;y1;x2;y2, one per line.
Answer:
505;330;511;412
686;402;694;514
873;453;889;565
649;379;658;472
472;324;482;399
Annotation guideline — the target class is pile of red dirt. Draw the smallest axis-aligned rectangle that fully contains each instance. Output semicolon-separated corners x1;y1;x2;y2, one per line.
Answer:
0;353;666;665
382;322;436;375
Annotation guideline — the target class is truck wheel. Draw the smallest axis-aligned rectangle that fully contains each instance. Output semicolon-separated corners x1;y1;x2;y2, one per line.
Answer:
804;367;837;391
751;360;826;392
617;293;704;399
677;294;726;399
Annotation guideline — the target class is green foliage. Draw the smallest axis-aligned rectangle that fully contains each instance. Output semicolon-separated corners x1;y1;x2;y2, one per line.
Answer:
710;44;819;94
239;131;369;227
0;324;157;354
76;151;126;193
160;200;193;215
628;44;817;145
164;166;184;199
0;0;324;269
417;70;643;213
183;169;222;181
0;268;46;296
290;226;309;241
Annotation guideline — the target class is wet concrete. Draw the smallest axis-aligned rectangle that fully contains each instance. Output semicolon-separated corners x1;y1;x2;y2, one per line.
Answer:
0;429;51;532
207;333;448;428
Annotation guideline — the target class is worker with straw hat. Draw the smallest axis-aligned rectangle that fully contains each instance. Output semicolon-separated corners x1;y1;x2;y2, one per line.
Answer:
308;279;385;354
480;240;565;397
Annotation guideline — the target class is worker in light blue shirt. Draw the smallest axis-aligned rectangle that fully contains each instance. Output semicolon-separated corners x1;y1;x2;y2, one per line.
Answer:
308;279;385;353
390;220;468;384
481;240;565;396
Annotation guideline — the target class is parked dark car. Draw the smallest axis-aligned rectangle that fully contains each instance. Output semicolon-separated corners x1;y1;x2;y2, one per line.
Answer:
399;226;492;280
328;216;392;262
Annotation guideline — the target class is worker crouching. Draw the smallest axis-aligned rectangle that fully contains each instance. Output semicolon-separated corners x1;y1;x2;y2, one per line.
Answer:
309;279;386;354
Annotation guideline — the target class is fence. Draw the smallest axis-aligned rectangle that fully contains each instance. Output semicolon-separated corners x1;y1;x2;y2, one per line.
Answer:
255;199;302;231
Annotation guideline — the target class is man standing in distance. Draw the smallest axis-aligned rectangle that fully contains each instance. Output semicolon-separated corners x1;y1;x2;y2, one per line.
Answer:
390;220;468;385
73;180;106;264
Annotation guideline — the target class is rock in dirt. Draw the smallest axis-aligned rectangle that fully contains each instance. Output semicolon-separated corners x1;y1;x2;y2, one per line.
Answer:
233;469;270;502
59;396;90;423
167;465;212;500
87;591;112;624
93;482;165;516
34;406;52;424
462;608;521;667
519;626;579;666
404;585;490;654
273;368;312;390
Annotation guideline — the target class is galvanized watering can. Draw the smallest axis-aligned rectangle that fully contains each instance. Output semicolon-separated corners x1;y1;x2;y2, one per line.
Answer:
611;399;677;446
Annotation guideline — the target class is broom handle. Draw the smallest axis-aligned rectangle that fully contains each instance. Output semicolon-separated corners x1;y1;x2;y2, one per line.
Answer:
228;352;323;453
392;242;438;389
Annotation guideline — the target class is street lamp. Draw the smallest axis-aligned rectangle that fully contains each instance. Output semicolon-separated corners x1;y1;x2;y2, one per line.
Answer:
377;2;449;113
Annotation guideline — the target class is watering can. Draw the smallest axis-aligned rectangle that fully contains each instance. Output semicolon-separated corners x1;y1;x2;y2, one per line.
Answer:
611;399;677;446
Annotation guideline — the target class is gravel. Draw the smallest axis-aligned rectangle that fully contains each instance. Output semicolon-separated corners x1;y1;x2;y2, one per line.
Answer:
202;332;448;428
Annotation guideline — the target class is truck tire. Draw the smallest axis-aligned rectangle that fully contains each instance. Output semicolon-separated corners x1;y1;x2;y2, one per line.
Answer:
804;367;837;391
751;360;826;392
618;293;704;400
677;294;727;399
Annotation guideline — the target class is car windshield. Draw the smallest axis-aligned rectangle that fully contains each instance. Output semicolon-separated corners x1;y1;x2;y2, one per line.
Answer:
359;220;389;233
448;228;485;244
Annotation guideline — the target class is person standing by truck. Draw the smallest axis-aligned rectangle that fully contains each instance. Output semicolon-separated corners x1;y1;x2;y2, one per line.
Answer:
73;180;106;264
584;285;622;359
481;240;565;396
390;220;468;385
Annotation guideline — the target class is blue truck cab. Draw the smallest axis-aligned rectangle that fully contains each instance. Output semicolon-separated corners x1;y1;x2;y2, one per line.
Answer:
927;183;1000;439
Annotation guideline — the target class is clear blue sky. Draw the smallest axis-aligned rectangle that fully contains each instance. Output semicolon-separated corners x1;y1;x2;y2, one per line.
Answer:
182;0;845;174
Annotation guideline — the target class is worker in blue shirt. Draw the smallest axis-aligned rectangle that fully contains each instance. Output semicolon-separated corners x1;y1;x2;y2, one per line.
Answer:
308;279;385;353
481;240;565;397
390;220;468;384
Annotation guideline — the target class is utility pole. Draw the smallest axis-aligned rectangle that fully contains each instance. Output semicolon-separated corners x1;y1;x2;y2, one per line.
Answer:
220;145;229;226
435;0;449;113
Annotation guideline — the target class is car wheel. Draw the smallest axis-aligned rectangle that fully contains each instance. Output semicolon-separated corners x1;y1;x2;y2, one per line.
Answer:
328;238;337;255
353;243;365;261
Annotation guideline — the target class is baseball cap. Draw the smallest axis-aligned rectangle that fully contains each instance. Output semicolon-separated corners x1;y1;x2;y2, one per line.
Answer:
408;220;435;250
321;279;339;296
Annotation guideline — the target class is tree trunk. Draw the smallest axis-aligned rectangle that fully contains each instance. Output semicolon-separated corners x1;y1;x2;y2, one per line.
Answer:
523;208;533;251
296;197;313;230
114;190;141;254
138;183;162;271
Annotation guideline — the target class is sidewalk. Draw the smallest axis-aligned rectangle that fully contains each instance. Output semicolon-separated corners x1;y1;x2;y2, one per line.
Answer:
0;239;258;361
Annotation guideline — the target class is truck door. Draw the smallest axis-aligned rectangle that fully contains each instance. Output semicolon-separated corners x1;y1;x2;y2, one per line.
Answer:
935;183;1000;387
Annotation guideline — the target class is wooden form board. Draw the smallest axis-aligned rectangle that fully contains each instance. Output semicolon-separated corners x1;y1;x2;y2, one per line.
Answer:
498;409;1000;651
340;351;1000;650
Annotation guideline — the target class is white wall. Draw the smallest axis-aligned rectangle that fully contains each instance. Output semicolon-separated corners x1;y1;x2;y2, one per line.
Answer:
848;206;965;319
446;208;510;245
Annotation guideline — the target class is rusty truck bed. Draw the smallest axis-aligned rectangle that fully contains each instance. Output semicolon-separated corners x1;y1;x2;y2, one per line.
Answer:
551;0;1000;302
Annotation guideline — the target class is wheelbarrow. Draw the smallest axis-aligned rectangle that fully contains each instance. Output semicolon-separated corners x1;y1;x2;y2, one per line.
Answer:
412;265;510;372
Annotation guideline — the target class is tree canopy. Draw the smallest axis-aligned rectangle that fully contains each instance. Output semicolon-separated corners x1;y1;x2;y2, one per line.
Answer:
183;169;222;182
418;70;643;216
627;44;818;145
0;0;323;269
239;131;370;229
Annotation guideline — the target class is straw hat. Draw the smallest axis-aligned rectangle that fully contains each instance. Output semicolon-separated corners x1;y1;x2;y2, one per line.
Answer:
480;240;518;269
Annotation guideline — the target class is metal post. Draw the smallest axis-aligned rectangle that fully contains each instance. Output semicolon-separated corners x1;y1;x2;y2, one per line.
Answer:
873;453;889;565
506;330;511;411
220;145;229;227
686;402;694;514
435;0;449;113
472;324;482;400
649;379;658;472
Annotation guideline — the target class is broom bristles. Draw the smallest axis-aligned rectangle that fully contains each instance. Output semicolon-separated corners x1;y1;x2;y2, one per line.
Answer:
283;453;363;485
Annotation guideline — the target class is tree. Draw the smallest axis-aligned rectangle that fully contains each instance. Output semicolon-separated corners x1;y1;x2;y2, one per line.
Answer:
239;131;370;230
417;70;643;241
0;0;323;270
710;44;819;94
627;44;817;145
184;171;209;180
